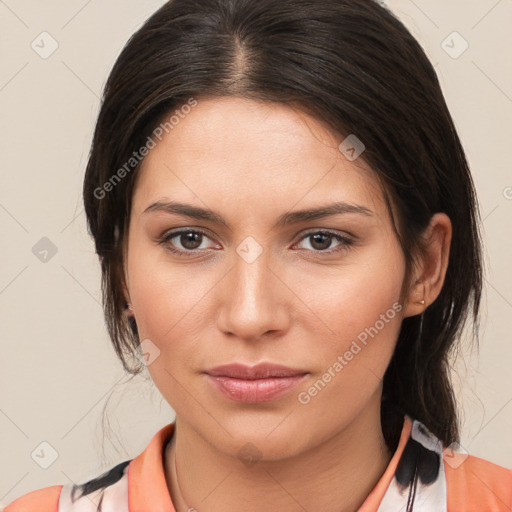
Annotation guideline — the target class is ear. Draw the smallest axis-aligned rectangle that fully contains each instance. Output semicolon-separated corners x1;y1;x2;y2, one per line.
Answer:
402;213;452;318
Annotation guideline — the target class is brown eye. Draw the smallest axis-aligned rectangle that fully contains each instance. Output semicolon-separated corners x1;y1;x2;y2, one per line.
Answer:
296;231;353;253
179;231;203;250
309;233;333;251
158;228;216;257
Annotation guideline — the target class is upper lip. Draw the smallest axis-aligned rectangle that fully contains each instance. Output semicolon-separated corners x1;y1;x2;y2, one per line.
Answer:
205;363;308;379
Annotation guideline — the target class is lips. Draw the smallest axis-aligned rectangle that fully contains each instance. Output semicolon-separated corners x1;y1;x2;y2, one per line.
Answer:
205;363;308;379
204;363;308;403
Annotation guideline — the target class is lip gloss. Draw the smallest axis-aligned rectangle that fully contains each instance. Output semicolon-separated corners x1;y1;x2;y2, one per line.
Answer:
207;374;307;402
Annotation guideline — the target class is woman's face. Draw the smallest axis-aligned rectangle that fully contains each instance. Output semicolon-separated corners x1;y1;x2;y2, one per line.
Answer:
124;96;407;459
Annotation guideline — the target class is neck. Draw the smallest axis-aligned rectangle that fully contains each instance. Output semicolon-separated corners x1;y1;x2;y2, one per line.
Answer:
165;393;394;512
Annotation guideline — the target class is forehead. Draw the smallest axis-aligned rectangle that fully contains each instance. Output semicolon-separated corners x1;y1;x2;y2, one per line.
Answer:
131;96;385;219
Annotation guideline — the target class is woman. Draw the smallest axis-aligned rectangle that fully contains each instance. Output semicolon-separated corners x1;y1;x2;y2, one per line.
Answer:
5;0;511;511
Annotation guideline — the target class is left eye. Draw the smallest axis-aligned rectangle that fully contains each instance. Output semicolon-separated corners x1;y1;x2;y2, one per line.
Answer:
295;231;353;253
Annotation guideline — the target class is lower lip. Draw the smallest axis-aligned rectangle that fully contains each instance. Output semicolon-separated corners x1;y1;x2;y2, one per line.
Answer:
206;374;307;403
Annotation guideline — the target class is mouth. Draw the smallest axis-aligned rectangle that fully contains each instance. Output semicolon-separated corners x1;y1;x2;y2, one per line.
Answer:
204;363;308;403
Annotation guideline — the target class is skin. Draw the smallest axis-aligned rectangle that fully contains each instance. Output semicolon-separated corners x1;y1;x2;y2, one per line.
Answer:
122;96;451;512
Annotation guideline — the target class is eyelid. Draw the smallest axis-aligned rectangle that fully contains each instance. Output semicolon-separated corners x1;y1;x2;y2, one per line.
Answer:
297;227;354;241
158;226;355;256
293;229;354;251
159;227;218;249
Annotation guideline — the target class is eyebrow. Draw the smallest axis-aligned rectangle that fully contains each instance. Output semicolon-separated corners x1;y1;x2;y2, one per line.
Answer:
142;200;373;229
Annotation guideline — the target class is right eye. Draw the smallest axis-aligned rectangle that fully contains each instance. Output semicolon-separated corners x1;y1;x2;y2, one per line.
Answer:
158;228;219;256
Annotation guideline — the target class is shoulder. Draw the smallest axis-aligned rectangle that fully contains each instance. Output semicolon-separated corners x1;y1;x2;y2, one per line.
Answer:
395;417;512;511
3;460;132;512
444;451;512;512
3;485;63;512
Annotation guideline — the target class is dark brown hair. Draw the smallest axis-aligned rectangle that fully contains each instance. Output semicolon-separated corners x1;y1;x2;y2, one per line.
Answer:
83;0;482;449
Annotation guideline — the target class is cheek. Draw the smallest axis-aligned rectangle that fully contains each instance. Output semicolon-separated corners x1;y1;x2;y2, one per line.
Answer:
293;257;405;420
126;252;213;408
131;268;211;344
294;236;405;397
296;240;405;350
126;241;218;367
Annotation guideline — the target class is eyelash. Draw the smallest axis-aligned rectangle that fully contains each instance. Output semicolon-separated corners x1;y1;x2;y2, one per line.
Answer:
157;228;354;257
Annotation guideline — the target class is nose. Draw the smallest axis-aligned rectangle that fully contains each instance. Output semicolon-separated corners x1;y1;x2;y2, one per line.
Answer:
216;247;291;342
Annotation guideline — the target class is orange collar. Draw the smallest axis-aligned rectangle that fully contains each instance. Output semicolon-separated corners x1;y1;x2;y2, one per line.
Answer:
126;417;413;512
128;423;176;512
358;416;412;511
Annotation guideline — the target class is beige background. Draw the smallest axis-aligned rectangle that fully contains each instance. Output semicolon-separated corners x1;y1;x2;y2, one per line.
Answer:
1;0;511;506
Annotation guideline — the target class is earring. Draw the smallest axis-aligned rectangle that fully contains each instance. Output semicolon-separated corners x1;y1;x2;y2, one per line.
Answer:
126;302;133;311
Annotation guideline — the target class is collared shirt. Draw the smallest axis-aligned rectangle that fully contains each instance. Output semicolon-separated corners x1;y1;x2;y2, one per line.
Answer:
4;415;512;511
